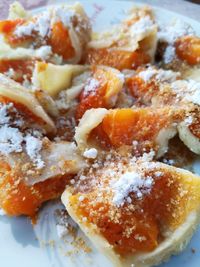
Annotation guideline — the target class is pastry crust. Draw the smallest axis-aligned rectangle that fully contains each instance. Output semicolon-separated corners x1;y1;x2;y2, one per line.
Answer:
62;163;200;267
33;62;88;97
63;190;200;267
0;74;56;133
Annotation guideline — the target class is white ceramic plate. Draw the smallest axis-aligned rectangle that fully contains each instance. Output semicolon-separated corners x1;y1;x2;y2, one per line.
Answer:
0;1;200;266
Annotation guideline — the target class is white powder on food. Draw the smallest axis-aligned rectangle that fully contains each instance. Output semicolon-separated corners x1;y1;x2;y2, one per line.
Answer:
138;67;157;82
0;125;23;154
158;19;194;44
83;148;98;159
25;135;44;169
112;171;153;206
35;46;52;60
83;78;100;96
130;16;154;37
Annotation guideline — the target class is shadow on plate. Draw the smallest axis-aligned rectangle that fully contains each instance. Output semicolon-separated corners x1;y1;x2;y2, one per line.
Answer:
0;214;39;248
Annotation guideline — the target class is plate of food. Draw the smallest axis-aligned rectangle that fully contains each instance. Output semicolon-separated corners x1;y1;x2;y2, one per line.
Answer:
0;0;200;267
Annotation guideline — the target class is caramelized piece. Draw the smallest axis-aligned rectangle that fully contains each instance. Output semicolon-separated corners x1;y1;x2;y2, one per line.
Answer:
85;48;150;70
48;21;75;60
175;36;200;65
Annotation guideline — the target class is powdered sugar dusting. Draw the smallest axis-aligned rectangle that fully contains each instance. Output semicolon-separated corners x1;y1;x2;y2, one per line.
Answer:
111;170;153;206
138;67;157;82
172;80;200;106
25;135;44;169
184;80;200;105
163;45;176;64
0;101;44;168
83;148;98;159
138;67;179;83
53;7;75;27
0;125;23;154
158;19;194;44
83;78;100;96
35;46;52;60
15;6;76;39
130;16;154;37
0;103;13;124
15;10;51;38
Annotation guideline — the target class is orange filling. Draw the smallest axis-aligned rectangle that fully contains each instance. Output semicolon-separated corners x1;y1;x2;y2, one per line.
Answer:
0;96;46;127
189;117;200;139
85;48;150;70
92;108;175;148
0;19;75;61
69;166;200;255
0;19;33;47
126;75;159;104
48;21;75;60
0;162;70;216
175;35;200;65
76;67;122;120
71;194;159;254
0;59;35;83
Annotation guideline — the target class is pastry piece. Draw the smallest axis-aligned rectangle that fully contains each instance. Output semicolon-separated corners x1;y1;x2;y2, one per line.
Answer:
125;66;180;106
33;63;124;119
0;141;85;216
33;62;88;97
62;156;200;267
182;67;200;82
75;107;184;158
0;74;85;216
0;73;55;133
156;19;200;80
156;19;194;66
85;6;157;70
75;65;124;120
125;67;200;155
0;2;91;64
170;80;200;155
0;59;35;84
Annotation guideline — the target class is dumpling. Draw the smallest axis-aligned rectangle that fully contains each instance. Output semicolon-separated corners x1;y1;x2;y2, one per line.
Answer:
75;107;183;158
85;6;157;70
62;156;200;267
0;2;91;64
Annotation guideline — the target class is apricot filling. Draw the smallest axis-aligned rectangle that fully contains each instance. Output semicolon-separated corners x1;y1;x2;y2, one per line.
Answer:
175;36;200;65
68;161;200;255
0;96;48;130
48;21;75;60
0;162;71;216
75;67;123;120
85;48;150;70
0;19;33;47
91;108;182;148
0;59;35;83
0;18;75;60
126;75;159;105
